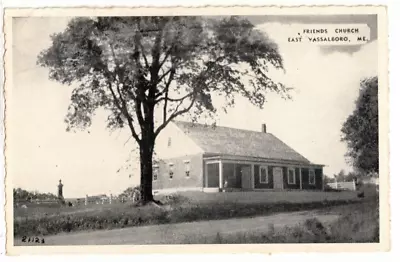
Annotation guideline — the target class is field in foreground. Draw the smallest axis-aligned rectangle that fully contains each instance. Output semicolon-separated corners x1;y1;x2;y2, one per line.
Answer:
14;191;360;237
13;198;378;245
182;198;379;243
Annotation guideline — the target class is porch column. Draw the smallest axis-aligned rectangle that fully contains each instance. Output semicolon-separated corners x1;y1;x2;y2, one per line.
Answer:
233;164;236;183
251;164;255;189
205;163;208;187
299;167;302;190
219;161;223;189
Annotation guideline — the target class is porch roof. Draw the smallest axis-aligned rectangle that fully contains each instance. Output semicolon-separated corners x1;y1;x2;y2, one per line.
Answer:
204;154;325;167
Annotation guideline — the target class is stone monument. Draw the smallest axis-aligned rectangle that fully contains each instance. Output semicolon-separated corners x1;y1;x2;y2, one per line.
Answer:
58;179;65;204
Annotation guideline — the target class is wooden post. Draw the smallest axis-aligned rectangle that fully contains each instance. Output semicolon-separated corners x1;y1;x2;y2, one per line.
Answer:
219;161;223;190
85;195;88;206
299;168;302;190
322;172;325;191
251;164;255;189
353;179;356;191
232;163;237;191
205;163;209;188
132;190;137;203
335;178;338;189
109;194;113;204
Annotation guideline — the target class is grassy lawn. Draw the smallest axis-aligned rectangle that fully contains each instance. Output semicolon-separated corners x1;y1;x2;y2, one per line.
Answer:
164;190;358;204
181;197;379;243
14;201;132;224
13;190;362;237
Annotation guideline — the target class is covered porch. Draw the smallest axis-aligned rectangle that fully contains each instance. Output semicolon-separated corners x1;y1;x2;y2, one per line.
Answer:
204;156;260;192
203;155;324;192
204;160;253;192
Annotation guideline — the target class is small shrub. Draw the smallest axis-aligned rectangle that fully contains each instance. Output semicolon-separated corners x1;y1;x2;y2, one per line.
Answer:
268;223;275;235
159;194;191;206
214;232;223;244
304;218;329;240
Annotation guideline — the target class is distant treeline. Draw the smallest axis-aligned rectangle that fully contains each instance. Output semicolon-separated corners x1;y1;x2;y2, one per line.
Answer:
13;188;58;202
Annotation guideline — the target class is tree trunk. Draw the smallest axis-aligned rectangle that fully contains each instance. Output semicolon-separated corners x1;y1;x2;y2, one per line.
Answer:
139;136;154;204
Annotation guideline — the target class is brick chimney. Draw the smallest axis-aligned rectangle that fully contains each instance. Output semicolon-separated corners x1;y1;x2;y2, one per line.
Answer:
261;123;267;133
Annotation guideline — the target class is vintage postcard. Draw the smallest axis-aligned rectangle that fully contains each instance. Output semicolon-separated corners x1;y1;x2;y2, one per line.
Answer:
3;5;389;255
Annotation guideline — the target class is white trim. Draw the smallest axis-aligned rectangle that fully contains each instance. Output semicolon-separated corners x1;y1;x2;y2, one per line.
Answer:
204;158;322;170
259;165;269;184
205;161;223;187
203;155;324;168
204;158;324;171
219;160;223;188
251;164;255;189
233;163;236;183
309;168;316;185
205;162;209;187
203;187;220;193
287;167;296;185
205;160;221;165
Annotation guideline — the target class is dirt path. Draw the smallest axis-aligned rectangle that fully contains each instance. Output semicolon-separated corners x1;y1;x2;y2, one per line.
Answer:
14;211;339;245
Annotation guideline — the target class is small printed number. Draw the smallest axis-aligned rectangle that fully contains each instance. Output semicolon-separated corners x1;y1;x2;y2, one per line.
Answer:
21;236;45;244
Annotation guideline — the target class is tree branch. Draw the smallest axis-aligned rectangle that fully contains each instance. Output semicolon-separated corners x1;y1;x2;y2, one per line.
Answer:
154;92;196;138
103;45;142;143
139;43;150;69
155;58;182;99
158;46;173;70
153;55;225;138
157;66;177;123
106;82;141;143
135;21;150;69
157;68;173;84
155;91;193;104
163;86;169;124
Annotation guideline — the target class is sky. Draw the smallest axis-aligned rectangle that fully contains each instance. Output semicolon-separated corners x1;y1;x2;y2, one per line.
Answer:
8;15;378;198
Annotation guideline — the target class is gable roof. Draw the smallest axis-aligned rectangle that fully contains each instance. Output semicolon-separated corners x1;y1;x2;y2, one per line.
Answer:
174;121;311;164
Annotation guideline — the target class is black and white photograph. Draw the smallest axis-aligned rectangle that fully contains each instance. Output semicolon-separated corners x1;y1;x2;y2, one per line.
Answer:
3;6;389;253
